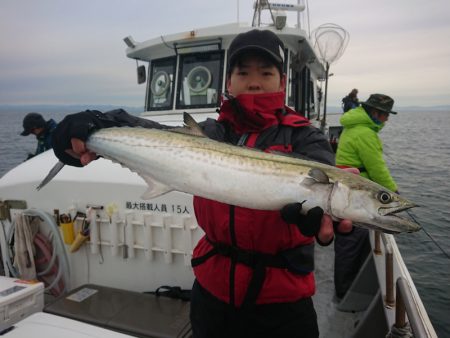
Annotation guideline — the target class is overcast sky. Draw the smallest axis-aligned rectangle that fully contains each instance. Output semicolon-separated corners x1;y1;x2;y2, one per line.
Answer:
1;0;449;108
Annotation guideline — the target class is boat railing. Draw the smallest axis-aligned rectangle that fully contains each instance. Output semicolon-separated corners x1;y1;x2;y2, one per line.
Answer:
396;277;430;338
374;231;436;338
376;231;395;306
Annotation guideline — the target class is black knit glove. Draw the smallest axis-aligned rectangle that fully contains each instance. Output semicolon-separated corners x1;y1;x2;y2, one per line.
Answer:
52;110;109;167
281;203;324;237
52;109;164;167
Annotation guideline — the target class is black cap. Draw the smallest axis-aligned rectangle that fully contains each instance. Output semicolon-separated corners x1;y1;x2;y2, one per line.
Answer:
228;29;285;72
21;112;46;136
362;94;397;114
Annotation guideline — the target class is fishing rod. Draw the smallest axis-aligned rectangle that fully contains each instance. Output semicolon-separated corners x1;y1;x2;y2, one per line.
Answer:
382;146;449;259
405;209;450;260
382;144;402;165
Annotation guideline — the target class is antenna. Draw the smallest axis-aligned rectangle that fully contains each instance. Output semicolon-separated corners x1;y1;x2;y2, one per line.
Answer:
252;0;306;28
237;0;240;23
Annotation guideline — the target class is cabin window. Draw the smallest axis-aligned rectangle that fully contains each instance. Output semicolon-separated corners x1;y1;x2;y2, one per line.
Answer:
299;67;309;117
287;50;297;108
300;68;317;119
308;78;316;118
148;57;176;110
176;51;224;109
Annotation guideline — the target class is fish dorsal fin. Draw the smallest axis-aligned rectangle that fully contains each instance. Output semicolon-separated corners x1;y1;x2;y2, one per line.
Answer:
183;112;206;136
170;112;206;137
308;168;330;184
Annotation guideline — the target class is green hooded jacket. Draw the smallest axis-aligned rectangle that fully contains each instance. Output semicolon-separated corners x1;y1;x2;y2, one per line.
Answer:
336;106;397;191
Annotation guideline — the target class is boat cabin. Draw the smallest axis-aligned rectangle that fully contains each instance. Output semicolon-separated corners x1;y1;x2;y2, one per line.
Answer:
124;24;326;121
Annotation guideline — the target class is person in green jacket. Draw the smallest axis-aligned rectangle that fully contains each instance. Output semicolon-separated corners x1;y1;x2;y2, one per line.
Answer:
334;93;398;299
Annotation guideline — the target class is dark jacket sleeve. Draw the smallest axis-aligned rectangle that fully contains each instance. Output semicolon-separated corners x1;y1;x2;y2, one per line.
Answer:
198;118;230;141
291;126;335;166
52;109;169;167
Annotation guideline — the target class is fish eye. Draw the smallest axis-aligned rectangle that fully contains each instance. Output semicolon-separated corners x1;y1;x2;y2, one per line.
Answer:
377;191;392;204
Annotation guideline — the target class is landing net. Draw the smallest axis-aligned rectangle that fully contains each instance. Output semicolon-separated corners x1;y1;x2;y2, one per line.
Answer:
312;23;349;66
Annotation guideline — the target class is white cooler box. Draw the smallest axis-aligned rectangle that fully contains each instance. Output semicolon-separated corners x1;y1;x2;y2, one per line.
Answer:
1;312;135;338
0;277;44;332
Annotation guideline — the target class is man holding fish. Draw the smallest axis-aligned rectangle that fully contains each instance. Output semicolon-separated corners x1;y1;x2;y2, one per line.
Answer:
48;30;417;338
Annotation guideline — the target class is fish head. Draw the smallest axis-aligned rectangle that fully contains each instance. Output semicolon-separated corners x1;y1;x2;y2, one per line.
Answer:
330;181;420;234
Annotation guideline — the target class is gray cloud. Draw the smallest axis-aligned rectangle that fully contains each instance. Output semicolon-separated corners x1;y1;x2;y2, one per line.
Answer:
0;0;449;107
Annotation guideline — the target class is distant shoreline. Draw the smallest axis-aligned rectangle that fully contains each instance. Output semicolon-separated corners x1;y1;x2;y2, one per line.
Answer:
0;104;449;115
0;105;145;114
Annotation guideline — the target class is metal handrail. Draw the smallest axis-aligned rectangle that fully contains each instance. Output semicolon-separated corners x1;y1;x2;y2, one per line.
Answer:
378;231;395;306
374;230;433;337
374;230;382;254
395;277;429;338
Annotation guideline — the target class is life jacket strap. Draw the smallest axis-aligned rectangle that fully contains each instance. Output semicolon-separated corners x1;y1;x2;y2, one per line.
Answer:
191;237;314;307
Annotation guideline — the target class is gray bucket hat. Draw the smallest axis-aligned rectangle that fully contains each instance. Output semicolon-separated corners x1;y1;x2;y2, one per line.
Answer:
362;94;397;114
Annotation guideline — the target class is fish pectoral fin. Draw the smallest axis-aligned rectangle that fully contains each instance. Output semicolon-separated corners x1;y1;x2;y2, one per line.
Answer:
301;177;317;186
307;168;330;184
140;175;173;199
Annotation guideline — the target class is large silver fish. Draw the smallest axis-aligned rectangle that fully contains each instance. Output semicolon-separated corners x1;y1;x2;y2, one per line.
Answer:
38;113;420;234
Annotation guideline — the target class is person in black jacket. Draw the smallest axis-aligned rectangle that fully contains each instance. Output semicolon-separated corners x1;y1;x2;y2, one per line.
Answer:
21;112;57;159
341;88;359;113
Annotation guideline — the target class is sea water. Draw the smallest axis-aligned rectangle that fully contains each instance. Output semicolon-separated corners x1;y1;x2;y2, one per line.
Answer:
382;109;450;337
0;109;449;337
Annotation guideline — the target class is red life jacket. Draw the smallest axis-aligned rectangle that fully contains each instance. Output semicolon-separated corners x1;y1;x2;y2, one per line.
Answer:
192;92;316;307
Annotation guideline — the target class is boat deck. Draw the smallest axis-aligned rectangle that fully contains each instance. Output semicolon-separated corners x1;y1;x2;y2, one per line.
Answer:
314;244;363;338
